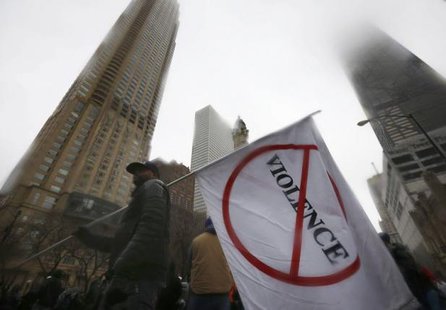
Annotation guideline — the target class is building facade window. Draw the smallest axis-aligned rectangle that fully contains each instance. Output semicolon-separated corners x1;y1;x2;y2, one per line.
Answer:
44;157;54;164
62;256;76;265
50;185;61;193
34;173;45;181
39;164;50;172
31;192;41;204
54;176;65;184
59;168;69;176
42;196;56;209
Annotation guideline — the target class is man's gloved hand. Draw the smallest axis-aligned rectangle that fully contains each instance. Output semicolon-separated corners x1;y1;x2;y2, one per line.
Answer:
72;225;91;240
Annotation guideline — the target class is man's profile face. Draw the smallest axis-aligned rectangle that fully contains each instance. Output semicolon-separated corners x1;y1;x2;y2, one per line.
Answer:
132;168;155;186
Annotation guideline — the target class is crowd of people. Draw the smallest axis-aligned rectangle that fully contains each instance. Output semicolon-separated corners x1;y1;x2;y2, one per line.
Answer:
0;267;243;310
0;268;186;309
0;160;242;310
379;232;446;310
2;159;445;309
0;270;86;310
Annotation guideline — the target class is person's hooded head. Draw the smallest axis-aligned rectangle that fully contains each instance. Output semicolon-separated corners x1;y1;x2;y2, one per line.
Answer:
205;217;216;234
378;232;391;248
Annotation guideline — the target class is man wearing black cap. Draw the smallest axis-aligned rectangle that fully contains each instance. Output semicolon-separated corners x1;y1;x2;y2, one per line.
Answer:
74;160;171;310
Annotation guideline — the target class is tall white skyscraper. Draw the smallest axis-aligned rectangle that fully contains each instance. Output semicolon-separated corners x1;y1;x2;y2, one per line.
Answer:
191;105;233;213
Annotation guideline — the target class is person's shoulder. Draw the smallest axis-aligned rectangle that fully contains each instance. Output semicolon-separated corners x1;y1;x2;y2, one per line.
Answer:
391;243;410;255
141;179;166;196
193;232;216;243
192;232;206;243
144;179;166;189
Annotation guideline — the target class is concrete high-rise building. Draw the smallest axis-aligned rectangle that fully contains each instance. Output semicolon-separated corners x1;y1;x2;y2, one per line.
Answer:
190;106;234;213
367;173;401;244
412;172;446;275
380;157;438;269
232;116;249;149
342;26;446;270
153;159;195;273
1;0;179;219
154;158;194;213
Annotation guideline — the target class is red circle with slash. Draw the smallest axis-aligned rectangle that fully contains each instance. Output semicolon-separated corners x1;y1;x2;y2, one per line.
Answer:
222;144;360;286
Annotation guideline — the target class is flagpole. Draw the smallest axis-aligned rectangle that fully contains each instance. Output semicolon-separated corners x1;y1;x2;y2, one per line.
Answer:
13;110;322;269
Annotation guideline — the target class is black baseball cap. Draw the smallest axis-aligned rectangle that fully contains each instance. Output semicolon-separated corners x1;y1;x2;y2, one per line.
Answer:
126;161;159;177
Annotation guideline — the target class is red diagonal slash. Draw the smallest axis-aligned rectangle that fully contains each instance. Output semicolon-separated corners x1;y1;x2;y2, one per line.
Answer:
290;147;311;276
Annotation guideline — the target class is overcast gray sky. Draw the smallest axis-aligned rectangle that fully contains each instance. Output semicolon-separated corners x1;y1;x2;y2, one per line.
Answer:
1;0;446;230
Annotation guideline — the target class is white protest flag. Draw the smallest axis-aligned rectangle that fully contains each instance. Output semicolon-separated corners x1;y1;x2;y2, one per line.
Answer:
196;115;418;310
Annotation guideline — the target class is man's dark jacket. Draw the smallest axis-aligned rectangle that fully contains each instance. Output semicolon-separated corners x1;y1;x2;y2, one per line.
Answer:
77;179;170;282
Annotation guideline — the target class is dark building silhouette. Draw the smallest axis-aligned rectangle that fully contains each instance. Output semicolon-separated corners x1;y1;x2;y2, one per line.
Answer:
342;26;446;272
342;27;446;181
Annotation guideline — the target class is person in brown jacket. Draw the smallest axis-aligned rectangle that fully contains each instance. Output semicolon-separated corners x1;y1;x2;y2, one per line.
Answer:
187;217;233;310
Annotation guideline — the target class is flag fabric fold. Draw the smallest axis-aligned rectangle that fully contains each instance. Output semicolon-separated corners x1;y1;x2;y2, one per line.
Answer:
196;115;418;310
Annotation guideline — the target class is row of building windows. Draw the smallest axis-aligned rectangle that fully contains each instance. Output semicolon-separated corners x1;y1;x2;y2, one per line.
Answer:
32;109;77;185
110;7;173;122
30;191;57;210
83;122;110;191
89;2;155;107
58;104;92;193
170;194;191;209
32;103;99;196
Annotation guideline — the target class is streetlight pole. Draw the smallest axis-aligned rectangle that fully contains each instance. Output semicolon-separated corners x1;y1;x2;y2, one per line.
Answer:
357;114;446;164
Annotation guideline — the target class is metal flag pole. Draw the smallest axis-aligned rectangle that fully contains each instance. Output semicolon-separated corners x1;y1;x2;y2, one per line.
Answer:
13;110;322;269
